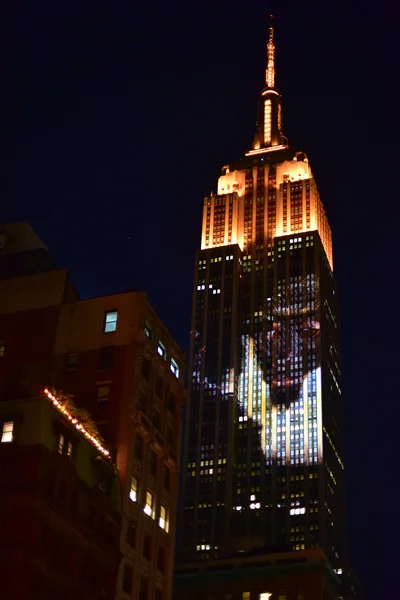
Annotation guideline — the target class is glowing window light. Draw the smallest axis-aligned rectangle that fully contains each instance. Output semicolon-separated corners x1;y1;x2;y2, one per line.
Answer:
1;421;13;443
144;491;155;518
159;505;169;532
130;476;138;502
170;358;179;378
264;99;272;145
157;341;166;359
58;433;65;454
104;310;118;333
43;388;110;457
260;594;272;600
290;507;306;515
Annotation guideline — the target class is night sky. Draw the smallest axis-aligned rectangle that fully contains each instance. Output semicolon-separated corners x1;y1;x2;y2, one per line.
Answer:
8;1;400;597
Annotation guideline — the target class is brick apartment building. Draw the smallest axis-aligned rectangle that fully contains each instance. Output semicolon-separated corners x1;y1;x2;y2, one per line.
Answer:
0;222;186;600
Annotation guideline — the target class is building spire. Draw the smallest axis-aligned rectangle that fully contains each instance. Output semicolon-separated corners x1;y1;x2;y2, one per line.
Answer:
251;15;287;152
266;15;275;89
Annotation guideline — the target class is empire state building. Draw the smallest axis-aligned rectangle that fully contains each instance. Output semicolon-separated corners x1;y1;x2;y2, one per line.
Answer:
178;16;349;582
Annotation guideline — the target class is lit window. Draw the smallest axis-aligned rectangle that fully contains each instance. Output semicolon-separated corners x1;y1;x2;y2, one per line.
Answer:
157;341;166;359
159;505;169;532
58;433;65;454
170;358;179;378
97;385;110;407
57;433;76;459
104;310;118;333
1;421;13;443
242;593;250;600
0;344;5;357
144;322;152;339
260;594;272;600
144;491;155;518
130;476;138;502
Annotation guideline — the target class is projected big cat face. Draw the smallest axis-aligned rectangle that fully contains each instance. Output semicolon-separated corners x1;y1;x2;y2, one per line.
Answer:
249;275;320;393
268;314;320;390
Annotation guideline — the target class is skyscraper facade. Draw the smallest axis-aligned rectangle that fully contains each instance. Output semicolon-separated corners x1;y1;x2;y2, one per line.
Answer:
179;16;348;581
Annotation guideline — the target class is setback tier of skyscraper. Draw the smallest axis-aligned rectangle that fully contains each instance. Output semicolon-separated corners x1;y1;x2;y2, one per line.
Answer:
178;16;355;597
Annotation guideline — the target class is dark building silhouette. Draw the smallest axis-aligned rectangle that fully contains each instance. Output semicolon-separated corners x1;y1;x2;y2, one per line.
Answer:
178;16;358;599
175;548;339;600
0;394;121;599
0;223;186;600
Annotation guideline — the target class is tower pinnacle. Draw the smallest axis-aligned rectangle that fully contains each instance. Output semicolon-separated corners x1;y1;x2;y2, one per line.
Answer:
266;15;275;89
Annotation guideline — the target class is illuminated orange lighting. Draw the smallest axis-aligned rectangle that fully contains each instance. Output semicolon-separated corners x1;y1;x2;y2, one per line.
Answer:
264;99;272;145
245;144;288;156
266;20;275;88
43;388;110;457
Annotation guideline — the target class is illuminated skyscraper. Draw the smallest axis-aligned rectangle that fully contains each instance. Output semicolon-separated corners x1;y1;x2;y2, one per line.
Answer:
178;15;349;583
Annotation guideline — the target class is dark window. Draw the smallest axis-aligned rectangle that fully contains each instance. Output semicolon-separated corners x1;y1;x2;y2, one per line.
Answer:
58;479;69;505
167;391;175;416
134;435;143;461
163;466;170;492
141;358;151;380
126;522;136;548
144;323;153;339
122;564;133;594
157;546;166;573
139;577;148;600
66;352;78;373
155;376;163;398
149;451;157;477
86;506;97;530
155;589;163;600
137;395;147;413
142;534;151;561
69;490;78;513
153;411;161;430
99;346;113;370
97;385;110;408
166;427;173;447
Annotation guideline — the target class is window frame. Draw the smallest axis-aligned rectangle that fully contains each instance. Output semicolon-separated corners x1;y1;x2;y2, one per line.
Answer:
159;505;169;532
122;563;133;595
170;358;179;378
144;490;155;518
1;421;14;443
157;341;166;360
144;322;153;339
104;310;118;333
57;432;76;461
130;476;139;502
96;385;110;408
